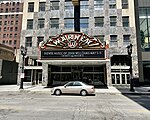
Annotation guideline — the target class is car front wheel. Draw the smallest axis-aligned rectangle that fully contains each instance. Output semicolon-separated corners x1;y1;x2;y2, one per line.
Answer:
55;89;61;96
80;90;87;96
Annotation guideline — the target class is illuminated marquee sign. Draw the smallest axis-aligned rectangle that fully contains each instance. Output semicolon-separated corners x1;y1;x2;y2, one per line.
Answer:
39;32;104;49
41;50;105;59
39;32;107;59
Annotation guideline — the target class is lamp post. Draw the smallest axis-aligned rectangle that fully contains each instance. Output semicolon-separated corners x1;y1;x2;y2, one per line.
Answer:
20;45;27;89
127;44;134;92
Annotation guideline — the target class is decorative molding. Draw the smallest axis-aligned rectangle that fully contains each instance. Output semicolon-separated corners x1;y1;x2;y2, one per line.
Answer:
39;32;105;49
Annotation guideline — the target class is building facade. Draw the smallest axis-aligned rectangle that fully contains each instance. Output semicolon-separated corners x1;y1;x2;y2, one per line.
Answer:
18;0;139;87
138;0;150;85
0;0;23;49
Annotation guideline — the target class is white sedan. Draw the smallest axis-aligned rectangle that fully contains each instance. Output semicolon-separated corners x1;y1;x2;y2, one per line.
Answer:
51;81;95;96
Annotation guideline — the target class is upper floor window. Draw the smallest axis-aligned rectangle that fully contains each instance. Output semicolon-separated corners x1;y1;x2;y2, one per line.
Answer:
123;35;130;42
0;9;3;13
110;35;117;42
95;17;104;27
39;2;45;12
95;35;105;43
25;37;32;47
50;1;59;10
27;19;33;29
37;36;44;47
50;18;59;28
80;18;89;28
28;2;34;12
65;0;74;11
94;0;104;10
80;0;89;10
0;21;2;25
38;19;45;29
122;16;129;27
122;0;128;9
64;18;74;28
110;16;117;26
0;15;2;19
109;0;116;9
5;8;9;13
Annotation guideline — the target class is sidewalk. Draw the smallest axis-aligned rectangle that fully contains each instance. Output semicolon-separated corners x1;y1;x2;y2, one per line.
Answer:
0;85;150;95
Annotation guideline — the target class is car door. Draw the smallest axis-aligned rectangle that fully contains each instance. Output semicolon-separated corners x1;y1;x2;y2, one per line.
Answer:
62;82;74;94
71;82;82;94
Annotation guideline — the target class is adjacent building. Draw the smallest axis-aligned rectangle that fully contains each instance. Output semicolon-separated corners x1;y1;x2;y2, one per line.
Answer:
137;0;150;85
18;0;139;87
0;0;23;49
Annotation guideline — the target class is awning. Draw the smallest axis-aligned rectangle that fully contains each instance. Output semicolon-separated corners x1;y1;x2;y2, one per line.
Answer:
37;59;110;66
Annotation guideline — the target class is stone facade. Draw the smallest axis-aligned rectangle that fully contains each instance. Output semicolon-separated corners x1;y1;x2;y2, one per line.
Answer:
19;0;139;86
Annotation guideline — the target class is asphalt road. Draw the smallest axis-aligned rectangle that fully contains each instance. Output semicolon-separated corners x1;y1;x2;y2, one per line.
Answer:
0;91;150;120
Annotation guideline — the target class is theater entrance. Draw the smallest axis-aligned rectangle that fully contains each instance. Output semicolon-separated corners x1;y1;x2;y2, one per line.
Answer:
48;65;107;88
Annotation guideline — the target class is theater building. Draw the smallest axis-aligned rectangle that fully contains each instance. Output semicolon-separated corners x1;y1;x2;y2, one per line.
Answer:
18;0;139;87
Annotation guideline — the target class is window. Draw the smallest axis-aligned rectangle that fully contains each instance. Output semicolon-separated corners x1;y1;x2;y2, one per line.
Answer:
109;0;116;9
94;0;104;10
122;0;128;9
14;34;17;38
28;2;34;12
0;21;2;25
16;8;19;12
4;27;7;31
37;36;44;47
15;27;18;31
95;17;104;27
11;21;13;25
3;34;6;38
110;35;117;42
2;40;5;44
9;40;12;45
15;21;18;25
0;27;1;31
11;15;14;18
110;16;117;26
4;21;7;25
123;35;130;42
10;27;13;31
11;8;15;12
80;18;88;28
16;14;19;18
5;15;8;19
27;19;33;29
0;9;3;13
95;35;105;42
25;37;32;47
5;8;9;13
65;0;74;11
0;15;2;19
80;0;89;10
122;16;129;27
50;1;59;10
50;18;59;28
10;34;12;38
14;40;17;45
39;2;45;12
64;18;74;28
38;19;45;29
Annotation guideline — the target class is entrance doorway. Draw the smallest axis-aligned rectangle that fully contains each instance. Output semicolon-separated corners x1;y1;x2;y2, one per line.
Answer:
49;65;106;88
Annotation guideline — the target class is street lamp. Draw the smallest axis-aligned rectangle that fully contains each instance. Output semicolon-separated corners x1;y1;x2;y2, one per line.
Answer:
127;44;134;92
20;45;27;89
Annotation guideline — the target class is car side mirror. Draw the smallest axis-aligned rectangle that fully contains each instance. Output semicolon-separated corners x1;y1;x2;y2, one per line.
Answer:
64;85;67;88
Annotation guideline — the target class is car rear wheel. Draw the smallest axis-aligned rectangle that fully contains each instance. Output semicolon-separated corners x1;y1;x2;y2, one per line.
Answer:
80;90;87;96
55;89;61;96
